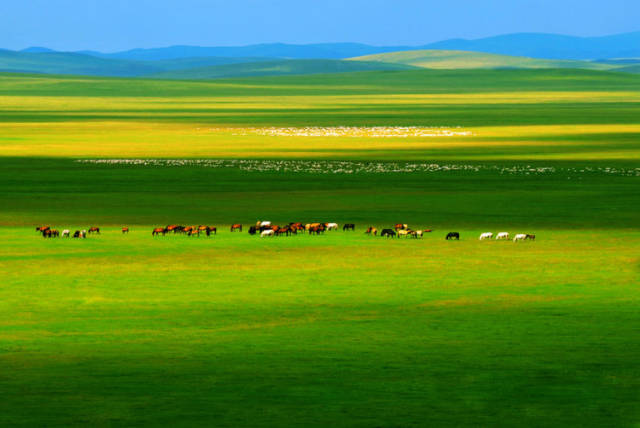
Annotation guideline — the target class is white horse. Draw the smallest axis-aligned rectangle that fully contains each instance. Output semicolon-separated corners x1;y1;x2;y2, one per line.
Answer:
479;232;493;240
61;229;70;238
326;222;338;231
397;229;411;238
414;230;423;238
513;234;527;242
496;232;509;240
259;221;271;228
260;229;274;237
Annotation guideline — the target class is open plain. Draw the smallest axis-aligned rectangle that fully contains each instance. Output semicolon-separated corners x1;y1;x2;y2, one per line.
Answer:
1;69;639;426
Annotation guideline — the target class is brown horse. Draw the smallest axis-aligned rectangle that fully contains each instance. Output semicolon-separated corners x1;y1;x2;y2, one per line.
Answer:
152;227;166;236
122;227;129;234
394;223;408;231
309;224;326;235
88;227;100;234
365;226;378;236
166;225;182;233
36;226;50;234
230;224;242;232
276;226;291;236
42;229;59;238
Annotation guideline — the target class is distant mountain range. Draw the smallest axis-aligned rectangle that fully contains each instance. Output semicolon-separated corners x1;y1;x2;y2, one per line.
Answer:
1;31;639;79
57;31;640;61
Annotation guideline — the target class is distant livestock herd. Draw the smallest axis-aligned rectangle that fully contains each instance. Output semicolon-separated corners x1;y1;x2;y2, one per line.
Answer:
36;223;535;242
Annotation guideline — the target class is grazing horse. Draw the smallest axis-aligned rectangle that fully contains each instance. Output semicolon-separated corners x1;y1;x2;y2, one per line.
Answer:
248;226;258;235
343;223;355;231
381;229;396;238
88;227;100;234
276;226;291;236
73;230;86;238
325;223;338;231
414;230;424;238
290;223;304;232
496;232;509;240
230;224;242;232
152;227;166;236
446;232;460;240
479;232;493;240
166;225;181;234
208;226;217;235
526;234;536;241
61;229;70;238
423;229;433;233
36;226;50;234
260;229;274;237
187;229;200;237
513;234;528;242
397;229;411;238
394;223;408;231
309;224;326;235
42;229;59;238
365;226;378;236
122;227;129;234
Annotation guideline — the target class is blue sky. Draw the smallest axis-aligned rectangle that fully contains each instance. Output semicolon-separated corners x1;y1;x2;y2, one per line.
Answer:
1;0;638;51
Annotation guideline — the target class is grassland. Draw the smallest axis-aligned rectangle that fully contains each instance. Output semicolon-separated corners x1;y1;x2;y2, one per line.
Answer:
0;69;639;426
149;59;417;80
350;50;616;71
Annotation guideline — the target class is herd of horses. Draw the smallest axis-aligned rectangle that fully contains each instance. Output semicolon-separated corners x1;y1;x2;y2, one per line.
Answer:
152;225;217;237
150;222;357;238
365;223;434;238
479;232;536;242
37;226;100;238
36;223;535;242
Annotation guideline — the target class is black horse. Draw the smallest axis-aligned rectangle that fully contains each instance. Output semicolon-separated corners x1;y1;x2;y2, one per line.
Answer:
343;224;355;231
381;229;396;238
446;232;460;240
248;226;258;235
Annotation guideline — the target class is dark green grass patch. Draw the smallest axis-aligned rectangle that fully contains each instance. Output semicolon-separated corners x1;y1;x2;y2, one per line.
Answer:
1;158;639;228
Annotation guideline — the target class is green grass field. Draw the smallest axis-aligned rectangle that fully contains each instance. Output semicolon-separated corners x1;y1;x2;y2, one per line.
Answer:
349;49;615;71
1;69;639;426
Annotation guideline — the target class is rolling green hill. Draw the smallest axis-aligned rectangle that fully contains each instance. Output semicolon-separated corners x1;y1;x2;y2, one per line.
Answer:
615;64;640;73
0;50;278;77
349;50;617;71
149;59;418;79
0;50;160;76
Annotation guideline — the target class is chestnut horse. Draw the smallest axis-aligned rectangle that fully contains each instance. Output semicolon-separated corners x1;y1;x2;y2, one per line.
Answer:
152;227;167;236
230;224;242;232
